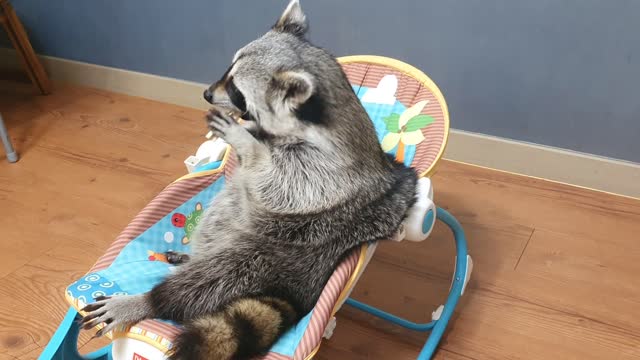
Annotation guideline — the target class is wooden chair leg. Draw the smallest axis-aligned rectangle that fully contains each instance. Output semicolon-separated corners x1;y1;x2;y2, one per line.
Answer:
1;1;51;95
1;15;38;89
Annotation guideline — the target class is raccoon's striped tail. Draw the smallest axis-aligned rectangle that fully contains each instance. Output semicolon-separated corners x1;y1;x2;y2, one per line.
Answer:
167;297;298;360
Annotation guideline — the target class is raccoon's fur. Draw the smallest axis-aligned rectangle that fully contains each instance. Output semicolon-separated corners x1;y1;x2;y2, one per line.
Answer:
81;1;418;359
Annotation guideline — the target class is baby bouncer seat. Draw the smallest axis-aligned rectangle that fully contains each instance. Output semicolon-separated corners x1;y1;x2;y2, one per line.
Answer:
40;56;472;360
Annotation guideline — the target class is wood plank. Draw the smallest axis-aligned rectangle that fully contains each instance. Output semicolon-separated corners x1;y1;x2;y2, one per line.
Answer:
432;161;640;244
0;243;99;357
315;315;477;360
1;352;22;360
373;220;533;285
438;287;640;360
0;84;207;277
16;347;44;360
501;228;640;334
339;252;640;360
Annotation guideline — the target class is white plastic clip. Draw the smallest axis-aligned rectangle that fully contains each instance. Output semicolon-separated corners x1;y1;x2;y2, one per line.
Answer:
323;317;337;339
432;305;444;321
184;155;209;173
391;224;406;242
184;138;229;173
450;255;474;296
462;255;473;296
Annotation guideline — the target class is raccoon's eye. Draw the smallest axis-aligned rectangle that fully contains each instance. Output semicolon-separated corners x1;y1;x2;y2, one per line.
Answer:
225;78;247;113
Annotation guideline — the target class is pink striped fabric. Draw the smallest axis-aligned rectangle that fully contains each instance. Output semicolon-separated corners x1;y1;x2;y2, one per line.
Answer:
134;319;181;337
261;353;294;360
224;147;238;180
293;249;360;360
342;62;447;175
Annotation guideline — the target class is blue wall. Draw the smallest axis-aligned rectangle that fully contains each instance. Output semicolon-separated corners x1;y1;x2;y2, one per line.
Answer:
4;0;640;162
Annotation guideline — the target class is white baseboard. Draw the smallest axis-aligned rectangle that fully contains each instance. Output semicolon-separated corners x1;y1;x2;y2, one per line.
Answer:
2;48;639;198
446;130;640;198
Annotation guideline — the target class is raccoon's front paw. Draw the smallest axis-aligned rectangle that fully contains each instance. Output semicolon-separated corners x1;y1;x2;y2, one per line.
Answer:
206;108;243;139
206;108;258;152
80;294;149;337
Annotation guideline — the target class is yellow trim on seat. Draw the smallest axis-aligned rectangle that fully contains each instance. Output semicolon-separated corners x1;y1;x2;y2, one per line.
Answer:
332;243;370;315
305;345;321;360
337;55;450;178
171;143;232;183
111;333;172;353
305;242;372;360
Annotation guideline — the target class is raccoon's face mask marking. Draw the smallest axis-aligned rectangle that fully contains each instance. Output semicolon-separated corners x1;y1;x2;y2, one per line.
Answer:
224;77;247;114
203;63;258;122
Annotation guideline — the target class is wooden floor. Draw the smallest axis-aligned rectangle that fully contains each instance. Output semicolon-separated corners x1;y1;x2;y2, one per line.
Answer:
1;77;639;360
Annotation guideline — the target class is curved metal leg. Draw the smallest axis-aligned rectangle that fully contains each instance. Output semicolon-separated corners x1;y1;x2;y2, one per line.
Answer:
417;207;470;359
0;113;19;163
39;307;113;360
346;207;471;360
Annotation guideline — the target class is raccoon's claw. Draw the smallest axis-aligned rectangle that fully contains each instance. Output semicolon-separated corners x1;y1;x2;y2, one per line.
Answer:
79;294;149;337
206;107;238;138
80;296;115;331
165;251;190;265
205;107;259;156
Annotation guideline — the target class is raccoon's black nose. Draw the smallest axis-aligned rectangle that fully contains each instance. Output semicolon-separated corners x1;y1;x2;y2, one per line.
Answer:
203;89;213;103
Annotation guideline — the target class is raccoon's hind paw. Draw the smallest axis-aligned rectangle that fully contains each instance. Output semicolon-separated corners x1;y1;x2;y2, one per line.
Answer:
80;294;149;337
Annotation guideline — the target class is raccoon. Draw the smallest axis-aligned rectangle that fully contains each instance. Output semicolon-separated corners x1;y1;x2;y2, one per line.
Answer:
80;1;418;359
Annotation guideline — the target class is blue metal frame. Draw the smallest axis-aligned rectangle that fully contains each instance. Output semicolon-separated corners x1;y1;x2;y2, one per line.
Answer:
40;207;467;360
346;207;469;360
0;112;19;163
38;308;112;360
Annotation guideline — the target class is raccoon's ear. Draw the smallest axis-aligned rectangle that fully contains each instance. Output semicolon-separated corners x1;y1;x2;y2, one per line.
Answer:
269;70;314;110
273;0;308;37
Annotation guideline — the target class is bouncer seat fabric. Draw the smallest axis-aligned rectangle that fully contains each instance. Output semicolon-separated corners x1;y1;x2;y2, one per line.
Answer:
65;55;449;360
